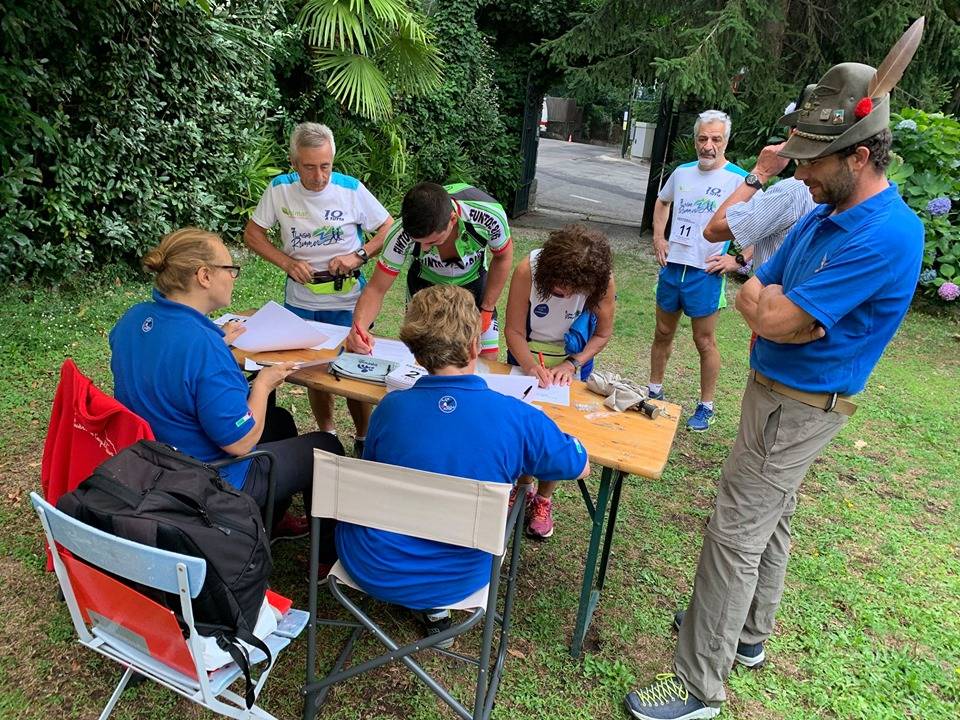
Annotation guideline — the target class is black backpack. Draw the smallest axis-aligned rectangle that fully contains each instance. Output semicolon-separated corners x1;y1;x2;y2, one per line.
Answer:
57;440;273;707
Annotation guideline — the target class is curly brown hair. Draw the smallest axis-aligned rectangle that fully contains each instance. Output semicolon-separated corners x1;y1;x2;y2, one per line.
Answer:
532;224;613;310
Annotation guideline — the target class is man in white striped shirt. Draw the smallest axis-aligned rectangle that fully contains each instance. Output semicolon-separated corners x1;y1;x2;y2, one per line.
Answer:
703;142;816;275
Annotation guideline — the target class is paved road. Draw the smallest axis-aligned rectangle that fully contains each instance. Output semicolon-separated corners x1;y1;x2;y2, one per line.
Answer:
533;138;650;226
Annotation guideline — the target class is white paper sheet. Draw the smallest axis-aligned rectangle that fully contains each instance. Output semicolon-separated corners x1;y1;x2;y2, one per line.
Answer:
243;356;336;372
307;321;351;350
369;338;418;366
503;367;570;405
213;313;249;327
529;383;570;406
479;374;538;404
231;301;329;353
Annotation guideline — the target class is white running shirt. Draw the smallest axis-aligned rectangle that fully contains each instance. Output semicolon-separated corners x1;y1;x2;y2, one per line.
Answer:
527;249;587;343
658;161;748;269
252;171;389;311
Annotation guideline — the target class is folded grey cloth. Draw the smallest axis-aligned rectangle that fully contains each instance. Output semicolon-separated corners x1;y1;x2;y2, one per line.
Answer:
585;371;650;412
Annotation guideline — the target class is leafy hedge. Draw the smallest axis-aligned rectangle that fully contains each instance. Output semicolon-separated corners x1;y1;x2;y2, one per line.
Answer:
0;0;294;282
1;1;583;283
396;1;519;206
889;109;960;302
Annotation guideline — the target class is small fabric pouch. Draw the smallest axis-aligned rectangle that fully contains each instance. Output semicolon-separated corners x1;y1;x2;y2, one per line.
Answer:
329;353;399;384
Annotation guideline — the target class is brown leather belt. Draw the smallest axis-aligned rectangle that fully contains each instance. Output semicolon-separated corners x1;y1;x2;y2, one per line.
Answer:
750;370;857;416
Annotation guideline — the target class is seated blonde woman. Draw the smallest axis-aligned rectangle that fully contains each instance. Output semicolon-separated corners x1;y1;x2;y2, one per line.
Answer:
504;223;615;539
335;284;590;644
108;227;343;549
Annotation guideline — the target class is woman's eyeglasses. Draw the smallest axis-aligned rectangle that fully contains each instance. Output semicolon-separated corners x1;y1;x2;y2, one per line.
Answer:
213;265;241;279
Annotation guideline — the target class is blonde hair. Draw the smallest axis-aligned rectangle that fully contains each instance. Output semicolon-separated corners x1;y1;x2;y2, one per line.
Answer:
399;285;481;373
142;227;222;296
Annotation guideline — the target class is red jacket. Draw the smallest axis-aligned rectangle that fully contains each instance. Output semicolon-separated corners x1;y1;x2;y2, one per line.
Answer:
41;359;154;569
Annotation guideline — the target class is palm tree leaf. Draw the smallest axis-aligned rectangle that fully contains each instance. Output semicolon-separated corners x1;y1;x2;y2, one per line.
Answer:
298;0;369;53
376;31;443;95
313;51;393;120
355;0;407;26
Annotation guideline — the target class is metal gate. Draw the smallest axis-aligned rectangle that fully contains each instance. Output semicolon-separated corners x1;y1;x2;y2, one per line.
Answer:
512;80;542;217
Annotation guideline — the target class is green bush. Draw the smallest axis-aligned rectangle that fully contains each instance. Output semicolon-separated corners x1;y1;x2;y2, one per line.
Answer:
0;0;296;282
889;109;960;300
396;1;520;205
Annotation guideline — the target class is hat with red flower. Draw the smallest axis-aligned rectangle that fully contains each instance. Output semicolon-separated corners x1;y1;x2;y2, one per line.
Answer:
778;17;925;160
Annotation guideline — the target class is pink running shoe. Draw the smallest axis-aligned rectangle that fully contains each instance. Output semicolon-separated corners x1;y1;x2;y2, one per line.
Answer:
508;483;535;510
526;494;554;539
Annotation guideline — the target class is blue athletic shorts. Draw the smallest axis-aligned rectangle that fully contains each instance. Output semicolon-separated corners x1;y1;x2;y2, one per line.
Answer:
284;304;354;327
655;263;726;318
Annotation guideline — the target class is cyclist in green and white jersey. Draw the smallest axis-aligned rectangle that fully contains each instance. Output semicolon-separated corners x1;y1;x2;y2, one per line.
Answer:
345;182;513;357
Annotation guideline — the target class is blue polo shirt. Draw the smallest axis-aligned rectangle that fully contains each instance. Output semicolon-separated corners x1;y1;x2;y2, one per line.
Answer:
752;182;922;394
335;374;587;610
109;290;256;489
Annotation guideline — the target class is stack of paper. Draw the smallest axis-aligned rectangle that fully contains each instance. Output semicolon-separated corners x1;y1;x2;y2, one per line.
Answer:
385;363;428;393
231;302;330;353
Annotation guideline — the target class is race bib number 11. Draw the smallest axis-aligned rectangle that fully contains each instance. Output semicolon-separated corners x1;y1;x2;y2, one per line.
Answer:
671;218;700;246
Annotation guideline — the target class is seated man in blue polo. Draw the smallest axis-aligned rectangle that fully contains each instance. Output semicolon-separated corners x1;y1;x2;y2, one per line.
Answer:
335;284;590;643
648;110;748;431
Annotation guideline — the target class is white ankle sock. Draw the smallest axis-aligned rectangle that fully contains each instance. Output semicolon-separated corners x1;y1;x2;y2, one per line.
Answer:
648;383;663;394
700;401;714;411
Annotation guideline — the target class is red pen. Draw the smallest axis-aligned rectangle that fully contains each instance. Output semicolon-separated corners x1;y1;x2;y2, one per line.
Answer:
353;322;371;347
538;352;546;369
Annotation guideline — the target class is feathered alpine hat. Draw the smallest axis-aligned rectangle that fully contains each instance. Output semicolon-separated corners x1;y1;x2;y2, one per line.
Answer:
778;17;925;160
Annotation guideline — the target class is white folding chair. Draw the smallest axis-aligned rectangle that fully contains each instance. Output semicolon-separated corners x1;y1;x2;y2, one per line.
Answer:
30;492;307;720
302;449;525;720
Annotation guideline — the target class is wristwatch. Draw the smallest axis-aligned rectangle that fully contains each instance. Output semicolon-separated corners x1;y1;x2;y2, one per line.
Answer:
735;253;747;267
744;173;764;190
566;356;583;371
354;247;370;264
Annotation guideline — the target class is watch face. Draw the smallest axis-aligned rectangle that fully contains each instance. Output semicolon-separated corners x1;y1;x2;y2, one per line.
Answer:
745;173;762;189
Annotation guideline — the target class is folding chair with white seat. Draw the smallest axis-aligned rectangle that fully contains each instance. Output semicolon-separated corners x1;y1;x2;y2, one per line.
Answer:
303;449;525;720
30;492;306;720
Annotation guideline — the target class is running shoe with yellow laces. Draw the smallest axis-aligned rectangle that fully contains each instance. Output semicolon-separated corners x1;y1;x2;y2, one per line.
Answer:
624;673;718;720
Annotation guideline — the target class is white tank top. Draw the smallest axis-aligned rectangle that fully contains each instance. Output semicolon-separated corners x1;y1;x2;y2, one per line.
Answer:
527;249;588;343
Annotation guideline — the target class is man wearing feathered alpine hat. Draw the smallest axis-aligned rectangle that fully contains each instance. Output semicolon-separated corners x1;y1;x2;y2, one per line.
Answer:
625;18;926;720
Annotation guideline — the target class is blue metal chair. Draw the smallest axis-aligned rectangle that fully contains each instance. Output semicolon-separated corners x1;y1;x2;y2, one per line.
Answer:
31;492;306;720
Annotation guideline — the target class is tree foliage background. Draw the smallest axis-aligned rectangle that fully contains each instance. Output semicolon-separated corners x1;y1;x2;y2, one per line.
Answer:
1;0;576;283
2;0;957;283
546;0;960;149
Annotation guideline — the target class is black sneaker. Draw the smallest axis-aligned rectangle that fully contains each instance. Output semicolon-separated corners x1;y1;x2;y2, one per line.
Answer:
673;610;766;668
624;674;719;719
415;608;454;649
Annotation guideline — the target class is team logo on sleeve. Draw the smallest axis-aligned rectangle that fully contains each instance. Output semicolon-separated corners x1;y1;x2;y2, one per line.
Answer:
235;412;253;428
438;396;457;413
533;303;550;318
141;317;154;333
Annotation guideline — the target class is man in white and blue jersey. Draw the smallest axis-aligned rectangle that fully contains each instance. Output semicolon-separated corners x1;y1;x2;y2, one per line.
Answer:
648;110;747;431
244;123;394;454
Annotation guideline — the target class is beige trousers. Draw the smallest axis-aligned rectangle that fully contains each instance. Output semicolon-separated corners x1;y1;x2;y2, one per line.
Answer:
674;377;848;704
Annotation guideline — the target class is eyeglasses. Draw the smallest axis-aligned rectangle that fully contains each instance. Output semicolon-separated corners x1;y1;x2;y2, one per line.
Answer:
213;265;241;278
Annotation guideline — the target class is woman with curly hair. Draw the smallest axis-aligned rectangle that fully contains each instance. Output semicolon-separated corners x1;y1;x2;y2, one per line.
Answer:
503;224;615;538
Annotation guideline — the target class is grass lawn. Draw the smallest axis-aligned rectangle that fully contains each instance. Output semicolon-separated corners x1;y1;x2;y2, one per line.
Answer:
0;230;957;719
